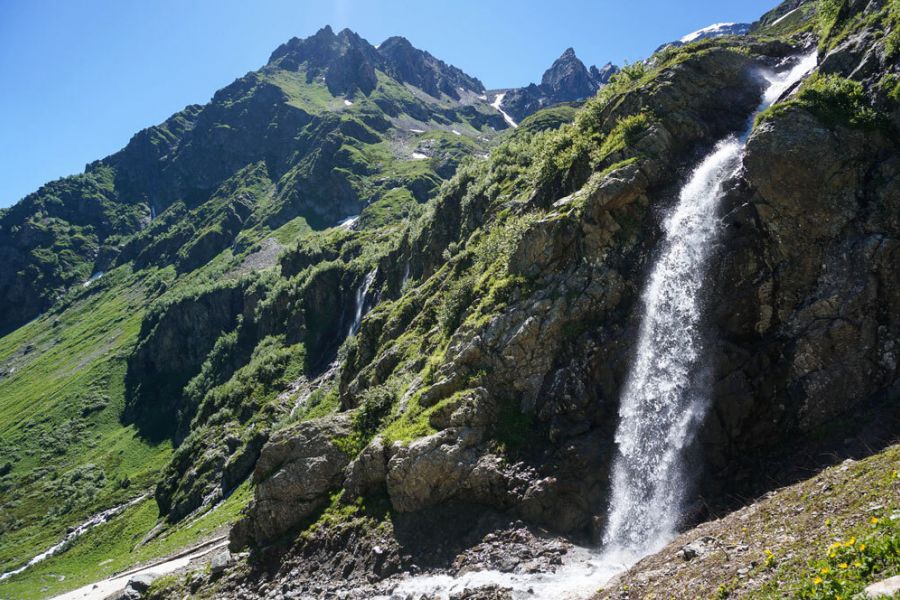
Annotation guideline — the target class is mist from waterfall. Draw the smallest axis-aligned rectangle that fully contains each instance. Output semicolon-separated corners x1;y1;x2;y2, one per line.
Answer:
602;50;819;559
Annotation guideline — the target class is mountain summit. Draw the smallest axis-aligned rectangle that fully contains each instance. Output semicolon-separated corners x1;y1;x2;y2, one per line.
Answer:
494;47;618;122
269;26;485;99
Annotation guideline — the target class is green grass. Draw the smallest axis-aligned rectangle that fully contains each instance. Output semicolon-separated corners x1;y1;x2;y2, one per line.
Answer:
755;73;887;131
0;268;174;575
0;481;252;600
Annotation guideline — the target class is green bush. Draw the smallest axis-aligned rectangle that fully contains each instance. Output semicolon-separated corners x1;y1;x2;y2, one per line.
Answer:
794;511;899;599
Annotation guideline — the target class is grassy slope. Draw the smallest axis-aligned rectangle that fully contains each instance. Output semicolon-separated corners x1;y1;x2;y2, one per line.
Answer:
599;444;900;599
0;51;511;599
0;482;252;600
0;267;171;573
0;217;302;598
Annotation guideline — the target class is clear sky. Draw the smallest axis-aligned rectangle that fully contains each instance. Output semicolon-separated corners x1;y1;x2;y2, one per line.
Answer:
0;0;778;208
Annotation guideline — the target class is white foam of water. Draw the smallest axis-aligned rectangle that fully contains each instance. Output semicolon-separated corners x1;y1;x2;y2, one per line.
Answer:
377;546;626;600
602;50;818;556
1;495;147;582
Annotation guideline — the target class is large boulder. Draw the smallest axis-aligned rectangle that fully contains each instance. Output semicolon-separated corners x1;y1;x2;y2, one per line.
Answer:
230;414;353;549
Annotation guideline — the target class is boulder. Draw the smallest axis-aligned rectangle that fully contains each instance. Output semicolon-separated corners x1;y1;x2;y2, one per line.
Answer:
210;549;233;575
865;575;900;598
343;436;388;497
229;414;353;549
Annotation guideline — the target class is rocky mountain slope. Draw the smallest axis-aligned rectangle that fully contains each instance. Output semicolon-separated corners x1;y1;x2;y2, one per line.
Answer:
1;0;899;598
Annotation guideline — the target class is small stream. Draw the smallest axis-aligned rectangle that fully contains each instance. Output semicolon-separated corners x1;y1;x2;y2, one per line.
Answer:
0;495;147;582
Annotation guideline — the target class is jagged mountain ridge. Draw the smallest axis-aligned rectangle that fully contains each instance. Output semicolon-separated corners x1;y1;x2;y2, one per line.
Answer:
0;25;508;336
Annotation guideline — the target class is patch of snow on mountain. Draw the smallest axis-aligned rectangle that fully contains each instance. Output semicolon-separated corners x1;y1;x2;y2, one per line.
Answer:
771;7;801;27
490;93;518;128
680;22;742;43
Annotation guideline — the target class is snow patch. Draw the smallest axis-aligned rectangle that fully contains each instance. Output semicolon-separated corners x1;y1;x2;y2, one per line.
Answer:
344;99;353;106
409;128;425;134
411;152;429;160
680;22;736;43
338;215;359;230
451;129;461;136
770;7;801;27
82;271;105;288
491;93;518;128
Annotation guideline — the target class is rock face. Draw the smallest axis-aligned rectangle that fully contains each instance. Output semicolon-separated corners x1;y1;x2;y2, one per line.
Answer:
496;48;619;122
230;414;353;549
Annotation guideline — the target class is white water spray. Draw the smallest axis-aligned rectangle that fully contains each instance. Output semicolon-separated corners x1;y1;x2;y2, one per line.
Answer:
602;50;818;558
0;495;147;582
348;269;376;337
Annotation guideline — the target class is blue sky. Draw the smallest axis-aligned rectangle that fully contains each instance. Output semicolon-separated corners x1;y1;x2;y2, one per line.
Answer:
0;0;777;208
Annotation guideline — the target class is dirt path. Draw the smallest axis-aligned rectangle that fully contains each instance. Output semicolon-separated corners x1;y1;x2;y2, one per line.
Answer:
49;536;228;600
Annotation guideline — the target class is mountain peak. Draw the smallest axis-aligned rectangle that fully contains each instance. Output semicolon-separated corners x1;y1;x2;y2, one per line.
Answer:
540;47;597;100
377;35;484;98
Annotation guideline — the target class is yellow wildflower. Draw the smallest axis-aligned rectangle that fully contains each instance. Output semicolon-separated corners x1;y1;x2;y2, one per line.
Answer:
853;560;862;567
820;567;831;574
858;544;866;551
870;516;880;525
813;576;823;585
839;562;849;569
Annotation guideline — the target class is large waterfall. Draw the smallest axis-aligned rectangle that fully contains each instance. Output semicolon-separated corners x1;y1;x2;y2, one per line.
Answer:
603;51;819;557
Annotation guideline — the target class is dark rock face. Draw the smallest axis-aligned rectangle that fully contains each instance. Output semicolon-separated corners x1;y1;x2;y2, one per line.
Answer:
540;48;599;102
497;48;619;123
124;281;248;441
378;36;485;99
268;26;383;96
270;27;484;100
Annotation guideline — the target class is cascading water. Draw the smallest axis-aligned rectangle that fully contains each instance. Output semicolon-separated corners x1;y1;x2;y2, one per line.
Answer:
602;50;819;558
348;269;377;337
316;53;820;600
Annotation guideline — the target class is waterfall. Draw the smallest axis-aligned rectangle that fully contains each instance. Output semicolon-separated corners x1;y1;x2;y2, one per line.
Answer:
348;269;377;337
603;51;818;557
400;260;411;289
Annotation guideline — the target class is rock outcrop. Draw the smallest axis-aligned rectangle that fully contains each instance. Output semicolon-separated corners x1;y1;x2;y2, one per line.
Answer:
230;414;353;549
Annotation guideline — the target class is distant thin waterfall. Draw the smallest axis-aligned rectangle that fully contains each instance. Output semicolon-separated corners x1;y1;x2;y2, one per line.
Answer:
348;269;376;337
603;51;818;557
